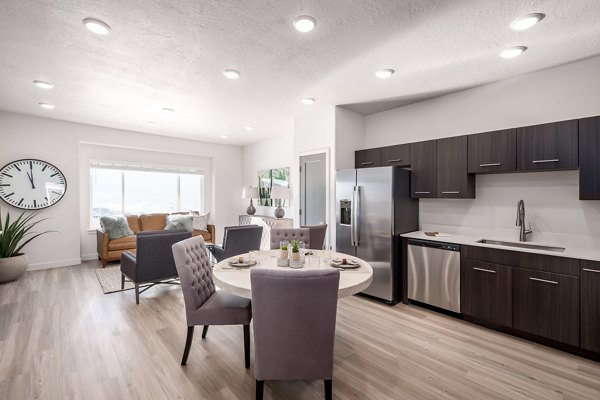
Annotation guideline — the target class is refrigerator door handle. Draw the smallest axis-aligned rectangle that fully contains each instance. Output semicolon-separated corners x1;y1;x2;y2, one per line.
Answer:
355;186;361;246
351;186;356;246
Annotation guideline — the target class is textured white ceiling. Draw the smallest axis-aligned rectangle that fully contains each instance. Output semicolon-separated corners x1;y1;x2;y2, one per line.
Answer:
0;0;599;145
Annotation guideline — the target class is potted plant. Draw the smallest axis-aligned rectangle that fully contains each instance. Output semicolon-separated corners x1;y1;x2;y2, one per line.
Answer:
277;241;289;267
290;240;301;262
0;208;50;283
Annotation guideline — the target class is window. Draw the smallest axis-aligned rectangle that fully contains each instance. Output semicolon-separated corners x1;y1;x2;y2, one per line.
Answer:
90;162;204;228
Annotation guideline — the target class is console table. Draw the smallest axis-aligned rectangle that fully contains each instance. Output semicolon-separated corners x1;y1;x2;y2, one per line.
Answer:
239;215;294;250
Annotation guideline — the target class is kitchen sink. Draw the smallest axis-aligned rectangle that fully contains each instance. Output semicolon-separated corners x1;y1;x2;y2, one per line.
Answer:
476;239;566;253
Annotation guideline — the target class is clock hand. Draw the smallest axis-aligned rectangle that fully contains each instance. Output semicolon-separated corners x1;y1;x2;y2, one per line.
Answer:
29;162;36;189
26;171;35;189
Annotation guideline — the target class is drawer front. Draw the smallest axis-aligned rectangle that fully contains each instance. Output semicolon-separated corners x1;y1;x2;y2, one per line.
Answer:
461;260;512;326
381;144;410;167
513;268;579;346
355;148;381;168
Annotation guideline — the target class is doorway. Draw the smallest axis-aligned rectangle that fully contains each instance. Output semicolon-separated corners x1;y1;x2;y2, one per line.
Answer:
299;152;327;227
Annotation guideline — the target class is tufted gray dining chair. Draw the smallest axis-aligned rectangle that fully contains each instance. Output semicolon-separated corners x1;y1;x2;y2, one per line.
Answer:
269;228;311;250
172;236;252;367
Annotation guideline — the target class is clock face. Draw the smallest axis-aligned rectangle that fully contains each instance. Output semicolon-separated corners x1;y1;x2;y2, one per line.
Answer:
0;159;67;210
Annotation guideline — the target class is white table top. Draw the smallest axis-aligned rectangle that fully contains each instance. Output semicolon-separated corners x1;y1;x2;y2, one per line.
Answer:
212;250;373;299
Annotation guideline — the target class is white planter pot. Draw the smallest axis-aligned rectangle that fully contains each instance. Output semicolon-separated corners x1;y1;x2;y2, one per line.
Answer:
0;254;28;283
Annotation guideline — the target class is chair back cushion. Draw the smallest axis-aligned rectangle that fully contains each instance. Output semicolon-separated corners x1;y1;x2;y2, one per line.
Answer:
172;236;216;323
301;224;328;250
139;213;168;231
219;225;263;260
269;228;310;250
250;268;340;381
127;215;141;233
134;230;192;282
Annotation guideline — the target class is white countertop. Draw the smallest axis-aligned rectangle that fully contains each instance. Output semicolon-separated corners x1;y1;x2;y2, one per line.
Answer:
401;230;600;262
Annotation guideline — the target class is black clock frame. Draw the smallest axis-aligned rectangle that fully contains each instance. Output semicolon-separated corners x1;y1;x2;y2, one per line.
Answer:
0;158;68;210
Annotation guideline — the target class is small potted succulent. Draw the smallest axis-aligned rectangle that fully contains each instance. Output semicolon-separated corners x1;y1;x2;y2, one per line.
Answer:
289;240;305;269
290;240;301;262
0;209;51;283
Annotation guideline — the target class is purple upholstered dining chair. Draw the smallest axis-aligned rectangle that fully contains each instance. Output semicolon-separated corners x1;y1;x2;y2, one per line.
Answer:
301;224;328;250
250;268;340;400
172;236;252;367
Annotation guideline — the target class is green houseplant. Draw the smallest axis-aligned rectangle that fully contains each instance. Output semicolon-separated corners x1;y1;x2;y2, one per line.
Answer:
290;240;301;261
0;208;50;283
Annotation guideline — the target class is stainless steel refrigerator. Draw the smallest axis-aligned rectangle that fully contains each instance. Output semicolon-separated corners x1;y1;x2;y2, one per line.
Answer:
336;167;418;304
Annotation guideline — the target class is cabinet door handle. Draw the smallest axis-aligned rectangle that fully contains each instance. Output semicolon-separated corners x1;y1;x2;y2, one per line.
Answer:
530;277;558;285
474;267;496;274
583;268;600;274
442;191;460;194
532;159;559;164
414;191;430;194
360;161;373;166
479;163;501;167
387;159;403;163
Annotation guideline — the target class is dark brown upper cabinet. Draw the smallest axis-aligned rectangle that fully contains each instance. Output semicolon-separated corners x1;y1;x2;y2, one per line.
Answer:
437;136;475;198
410;140;437;198
380;144;410;167
355;148;381;168
517;120;578;171
581;261;600;353
468;129;517;174
579;116;600;200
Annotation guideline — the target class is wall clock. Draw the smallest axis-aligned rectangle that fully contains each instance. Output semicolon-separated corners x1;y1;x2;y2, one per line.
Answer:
0;159;67;210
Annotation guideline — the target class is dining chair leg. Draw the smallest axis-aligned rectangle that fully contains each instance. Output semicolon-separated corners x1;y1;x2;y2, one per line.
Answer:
181;326;195;366
121;273;125;290
324;379;332;400
202;325;209;339
135;283;140;305
243;324;250;368
255;380;264;400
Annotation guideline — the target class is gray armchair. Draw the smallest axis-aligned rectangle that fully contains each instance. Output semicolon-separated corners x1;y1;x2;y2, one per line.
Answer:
250;268;340;400
172;236;252;367
120;230;191;304
301;224;328;249
269;228;310;250
212;225;263;262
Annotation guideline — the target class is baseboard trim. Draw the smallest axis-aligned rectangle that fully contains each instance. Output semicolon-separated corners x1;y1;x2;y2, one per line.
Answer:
28;258;82;271
81;253;99;261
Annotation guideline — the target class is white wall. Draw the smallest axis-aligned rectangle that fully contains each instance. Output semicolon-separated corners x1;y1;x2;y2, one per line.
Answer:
335;107;365;170
0;111;242;269
364;55;600;245
241;134;293;218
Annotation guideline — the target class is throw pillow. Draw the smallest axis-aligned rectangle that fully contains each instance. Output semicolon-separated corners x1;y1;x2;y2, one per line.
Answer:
164;214;193;231
100;215;134;240
190;212;209;231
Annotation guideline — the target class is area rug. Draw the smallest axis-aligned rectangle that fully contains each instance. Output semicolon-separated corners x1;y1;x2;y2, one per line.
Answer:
95;266;134;294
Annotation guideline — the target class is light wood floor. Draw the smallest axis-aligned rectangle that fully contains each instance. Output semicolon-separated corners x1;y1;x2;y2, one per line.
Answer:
1;261;600;400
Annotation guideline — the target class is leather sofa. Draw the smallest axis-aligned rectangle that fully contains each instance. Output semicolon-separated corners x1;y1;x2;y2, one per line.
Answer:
97;213;215;267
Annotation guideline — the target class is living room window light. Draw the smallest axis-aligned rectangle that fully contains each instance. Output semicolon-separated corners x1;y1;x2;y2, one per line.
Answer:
90;161;204;229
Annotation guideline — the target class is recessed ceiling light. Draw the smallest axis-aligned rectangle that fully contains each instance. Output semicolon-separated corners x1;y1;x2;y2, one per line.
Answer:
375;69;395;79
220;135;229;139
33;80;54;89
510;13;545;31
82;18;111;35
223;69;240;79
244;125;255;131
146;121;156;126
39;102;55;109
302;97;315;105
293;15;317;33
161;107;175;113
500;46;528;59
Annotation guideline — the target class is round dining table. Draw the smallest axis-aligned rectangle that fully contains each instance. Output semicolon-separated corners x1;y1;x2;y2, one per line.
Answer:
212;250;373;299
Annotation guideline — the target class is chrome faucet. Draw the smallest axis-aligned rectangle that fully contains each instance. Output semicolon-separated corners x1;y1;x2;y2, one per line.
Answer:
516;199;532;242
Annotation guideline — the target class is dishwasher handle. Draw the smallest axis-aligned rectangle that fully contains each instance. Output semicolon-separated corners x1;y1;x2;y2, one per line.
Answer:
407;239;460;252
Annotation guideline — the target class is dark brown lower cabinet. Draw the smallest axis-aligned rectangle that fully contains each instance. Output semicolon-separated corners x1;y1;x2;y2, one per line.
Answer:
461;260;512;326
513;268;579;347
581;261;600;353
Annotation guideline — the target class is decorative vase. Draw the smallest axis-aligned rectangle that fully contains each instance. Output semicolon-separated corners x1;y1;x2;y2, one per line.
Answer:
274;205;285;218
246;199;256;215
0;254;28;283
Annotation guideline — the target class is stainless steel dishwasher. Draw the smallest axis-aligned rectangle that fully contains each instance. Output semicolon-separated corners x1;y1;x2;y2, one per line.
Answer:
407;239;461;313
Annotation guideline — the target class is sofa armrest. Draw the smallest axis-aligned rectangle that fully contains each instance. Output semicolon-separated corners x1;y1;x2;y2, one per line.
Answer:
96;229;109;259
207;224;216;243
